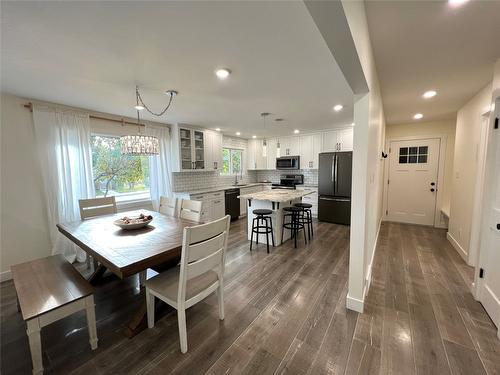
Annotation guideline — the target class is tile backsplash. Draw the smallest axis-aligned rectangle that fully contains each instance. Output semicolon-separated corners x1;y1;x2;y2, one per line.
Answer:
172;170;258;192
256;169;318;186
172;169;317;192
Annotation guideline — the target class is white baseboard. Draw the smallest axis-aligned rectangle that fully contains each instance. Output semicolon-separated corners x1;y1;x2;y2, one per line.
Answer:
0;270;12;283
346;294;364;313
346;219;382;314
363;219;382;299
446;232;469;263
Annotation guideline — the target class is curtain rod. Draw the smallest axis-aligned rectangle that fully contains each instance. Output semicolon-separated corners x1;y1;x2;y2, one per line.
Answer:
23;102;146;127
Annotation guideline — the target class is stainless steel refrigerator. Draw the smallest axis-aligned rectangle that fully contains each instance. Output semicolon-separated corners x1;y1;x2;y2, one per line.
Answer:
318;152;352;225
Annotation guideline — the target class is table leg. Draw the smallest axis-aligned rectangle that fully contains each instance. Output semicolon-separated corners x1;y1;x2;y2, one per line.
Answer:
88;264;107;285
26;318;43;375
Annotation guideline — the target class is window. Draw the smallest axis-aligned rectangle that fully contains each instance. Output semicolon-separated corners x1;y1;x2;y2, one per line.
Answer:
91;135;150;202
221;148;242;175
399;146;428;164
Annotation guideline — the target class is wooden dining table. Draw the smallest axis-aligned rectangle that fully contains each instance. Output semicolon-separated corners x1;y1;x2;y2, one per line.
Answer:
56;209;197;337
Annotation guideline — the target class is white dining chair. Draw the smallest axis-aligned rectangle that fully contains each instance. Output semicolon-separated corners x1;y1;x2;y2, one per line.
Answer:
79;196;117;219
145;215;231;353
159;196;179;217
179;199;203;223
79;196;117;269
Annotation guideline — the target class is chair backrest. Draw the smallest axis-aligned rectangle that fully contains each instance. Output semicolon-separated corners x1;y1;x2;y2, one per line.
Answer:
159;196;178;217
179;199;203;223
79;196;117;219
178;215;231;302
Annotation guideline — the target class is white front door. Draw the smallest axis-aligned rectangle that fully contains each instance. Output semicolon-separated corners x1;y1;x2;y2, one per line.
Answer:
387;138;440;225
477;102;500;336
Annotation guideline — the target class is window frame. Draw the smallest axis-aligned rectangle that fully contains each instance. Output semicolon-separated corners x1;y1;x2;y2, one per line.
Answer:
221;147;243;176
90;133;152;205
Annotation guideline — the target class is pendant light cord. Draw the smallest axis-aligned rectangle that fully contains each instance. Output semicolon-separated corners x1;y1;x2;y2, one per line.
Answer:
136;86;175;117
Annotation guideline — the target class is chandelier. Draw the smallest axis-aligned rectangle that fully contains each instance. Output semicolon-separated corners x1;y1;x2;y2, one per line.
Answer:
120;86;178;156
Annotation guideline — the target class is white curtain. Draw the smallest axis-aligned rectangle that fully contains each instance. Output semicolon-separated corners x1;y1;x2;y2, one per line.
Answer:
147;124;173;210
32;104;95;263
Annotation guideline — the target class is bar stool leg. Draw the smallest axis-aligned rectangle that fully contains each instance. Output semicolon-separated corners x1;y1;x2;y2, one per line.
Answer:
305;209;311;240
255;217;260;245
308;210;313;238
268;217;275;247
250;217;256;251
265;217;270;254
281;216;286;245
293;212;298;248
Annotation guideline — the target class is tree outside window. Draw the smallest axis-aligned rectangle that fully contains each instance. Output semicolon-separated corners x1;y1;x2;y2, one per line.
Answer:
221;148;242;175
91;135;150;201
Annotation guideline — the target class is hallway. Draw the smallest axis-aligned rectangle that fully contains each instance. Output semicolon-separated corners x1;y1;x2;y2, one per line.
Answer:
357;222;500;375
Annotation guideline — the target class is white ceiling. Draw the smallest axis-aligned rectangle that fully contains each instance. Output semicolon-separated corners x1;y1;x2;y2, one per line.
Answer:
365;0;500;125
1;1;354;138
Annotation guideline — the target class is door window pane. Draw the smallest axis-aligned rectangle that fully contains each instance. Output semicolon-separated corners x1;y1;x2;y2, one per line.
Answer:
409;147;418;155
419;146;428;154
399;156;408;164
418;155;428;163
409;155;418;163
399;147;408;156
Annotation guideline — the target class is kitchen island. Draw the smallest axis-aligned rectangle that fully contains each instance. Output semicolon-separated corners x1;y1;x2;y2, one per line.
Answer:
238;189;313;246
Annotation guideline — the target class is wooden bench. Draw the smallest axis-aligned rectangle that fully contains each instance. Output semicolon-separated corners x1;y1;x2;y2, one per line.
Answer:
11;255;98;374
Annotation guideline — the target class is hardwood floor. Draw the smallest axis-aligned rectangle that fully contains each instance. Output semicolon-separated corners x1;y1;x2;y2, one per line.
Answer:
1;220;499;374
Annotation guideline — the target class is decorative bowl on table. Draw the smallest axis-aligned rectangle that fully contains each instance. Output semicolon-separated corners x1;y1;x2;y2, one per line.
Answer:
114;213;153;230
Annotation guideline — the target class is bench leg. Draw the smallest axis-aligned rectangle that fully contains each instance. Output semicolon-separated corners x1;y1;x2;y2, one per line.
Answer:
26;318;43;375
85;295;98;350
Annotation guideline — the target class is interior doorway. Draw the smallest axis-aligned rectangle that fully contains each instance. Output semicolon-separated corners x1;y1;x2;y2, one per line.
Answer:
385;138;441;226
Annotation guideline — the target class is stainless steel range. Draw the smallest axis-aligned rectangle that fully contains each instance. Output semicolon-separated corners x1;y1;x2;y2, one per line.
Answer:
271;174;304;190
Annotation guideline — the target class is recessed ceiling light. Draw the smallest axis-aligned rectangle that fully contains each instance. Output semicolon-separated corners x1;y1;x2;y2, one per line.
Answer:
449;0;469;6
351;122;355;126
215;128;221;132
333;104;343;112
215;68;231;80
236;132;241;136
134;105;144;111
294;129;300;134
422;90;437;99
274;118;284;122
413;113;423;120
252;135;256;139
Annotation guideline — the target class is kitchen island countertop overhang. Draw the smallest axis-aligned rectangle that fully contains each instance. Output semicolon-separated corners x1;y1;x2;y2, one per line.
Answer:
238;189;313;203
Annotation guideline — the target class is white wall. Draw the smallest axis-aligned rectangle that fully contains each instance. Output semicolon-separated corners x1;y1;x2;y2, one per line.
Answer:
385;120;456;218
341;0;386;312
1;94;52;279
448;83;492;262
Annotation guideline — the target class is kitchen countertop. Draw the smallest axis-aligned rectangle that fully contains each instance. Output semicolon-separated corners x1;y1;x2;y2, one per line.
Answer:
238;189;313;203
174;182;271;196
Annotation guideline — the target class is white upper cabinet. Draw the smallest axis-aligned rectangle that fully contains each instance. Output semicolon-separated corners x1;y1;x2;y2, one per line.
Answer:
247;139;256;170
300;133;323;169
322;127;353;152
247;139;267;170
204;130;223;171
171;124;206;171
338;127;353;151
265;138;278;170
280;136;300;156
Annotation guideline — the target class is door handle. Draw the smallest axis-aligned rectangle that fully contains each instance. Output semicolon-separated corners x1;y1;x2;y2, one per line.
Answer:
430;188;435;192
496;223;500;230
430;182;435;186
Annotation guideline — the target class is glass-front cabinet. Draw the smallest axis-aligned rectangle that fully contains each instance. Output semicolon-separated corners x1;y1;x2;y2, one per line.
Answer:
178;127;205;171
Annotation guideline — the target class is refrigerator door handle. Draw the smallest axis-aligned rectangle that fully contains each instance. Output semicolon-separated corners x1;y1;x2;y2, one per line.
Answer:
331;155;334;182
334;155;338;194
319;197;350;202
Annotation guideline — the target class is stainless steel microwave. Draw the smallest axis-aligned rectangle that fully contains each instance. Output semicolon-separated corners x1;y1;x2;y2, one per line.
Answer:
276;156;300;170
